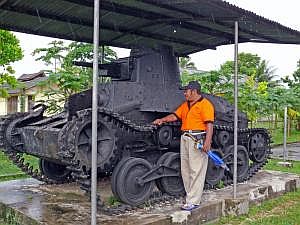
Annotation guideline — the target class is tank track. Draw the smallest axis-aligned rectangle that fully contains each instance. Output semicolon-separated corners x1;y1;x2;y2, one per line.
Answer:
0;110;271;215
0;114;66;184
61;108;271;215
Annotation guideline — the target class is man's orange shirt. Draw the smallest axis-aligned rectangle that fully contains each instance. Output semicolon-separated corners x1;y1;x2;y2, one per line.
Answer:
174;97;214;131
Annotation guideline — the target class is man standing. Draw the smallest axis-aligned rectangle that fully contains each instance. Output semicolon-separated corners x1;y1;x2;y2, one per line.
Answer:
153;81;214;211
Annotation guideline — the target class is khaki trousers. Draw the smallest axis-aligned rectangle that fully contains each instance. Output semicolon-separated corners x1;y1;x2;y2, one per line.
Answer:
180;134;208;205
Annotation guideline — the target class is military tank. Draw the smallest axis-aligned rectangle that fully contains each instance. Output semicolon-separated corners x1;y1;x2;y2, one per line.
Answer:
0;46;271;208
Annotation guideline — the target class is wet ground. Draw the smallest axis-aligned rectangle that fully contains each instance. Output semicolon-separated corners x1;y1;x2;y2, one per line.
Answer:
0;170;299;225
271;142;300;160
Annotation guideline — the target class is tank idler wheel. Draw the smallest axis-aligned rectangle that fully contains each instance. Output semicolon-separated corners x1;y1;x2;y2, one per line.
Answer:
111;157;133;198
116;157;154;206
248;132;268;163
155;152;175;193
159;152;185;196
224;145;249;181
205;150;225;186
39;159;71;182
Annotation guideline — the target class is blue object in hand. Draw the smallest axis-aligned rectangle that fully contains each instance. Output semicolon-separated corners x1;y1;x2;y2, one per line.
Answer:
196;143;230;171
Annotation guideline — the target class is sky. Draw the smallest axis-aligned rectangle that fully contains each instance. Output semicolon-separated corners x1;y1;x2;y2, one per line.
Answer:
11;0;300;78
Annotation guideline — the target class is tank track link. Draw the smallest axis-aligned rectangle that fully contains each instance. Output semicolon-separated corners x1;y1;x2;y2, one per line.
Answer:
0;114;68;184
62;108;271;215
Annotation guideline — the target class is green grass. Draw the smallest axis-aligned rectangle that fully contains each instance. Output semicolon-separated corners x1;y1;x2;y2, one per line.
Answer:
0;219;9;225
264;158;300;174
213;159;300;225
0;151;39;182
251;120;300;146
214;189;300;225
271;128;300;145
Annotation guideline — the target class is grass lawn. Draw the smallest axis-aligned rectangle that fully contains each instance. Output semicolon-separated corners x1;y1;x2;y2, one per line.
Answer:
252;120;300;145
0;152;39;182
271;128;300;146
214;189;300;225
213;159;300;225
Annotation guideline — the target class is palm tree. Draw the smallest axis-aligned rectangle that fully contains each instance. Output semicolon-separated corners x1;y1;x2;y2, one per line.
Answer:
179;56;197;70
256;59;279;87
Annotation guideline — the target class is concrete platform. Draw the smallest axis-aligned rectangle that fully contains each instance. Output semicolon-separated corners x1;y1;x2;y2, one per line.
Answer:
0;170;299;225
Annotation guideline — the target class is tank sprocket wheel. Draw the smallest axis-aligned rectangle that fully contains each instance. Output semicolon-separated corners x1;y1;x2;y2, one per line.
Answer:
155;152;175;193
159;152;185;196
115;157;154;206
0;113;28;152
223;145;249;181
205;150;225;186
68;109;121;174
39;159;72;182
248;132;268;163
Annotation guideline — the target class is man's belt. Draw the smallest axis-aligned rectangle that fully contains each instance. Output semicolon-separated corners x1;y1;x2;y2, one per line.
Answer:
182;130;205;135
182;130;206;142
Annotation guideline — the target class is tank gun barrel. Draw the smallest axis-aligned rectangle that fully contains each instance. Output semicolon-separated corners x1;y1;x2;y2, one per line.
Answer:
74;60;131;80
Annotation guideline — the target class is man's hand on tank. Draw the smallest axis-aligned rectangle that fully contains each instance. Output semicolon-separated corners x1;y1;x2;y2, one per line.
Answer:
152;119;164;125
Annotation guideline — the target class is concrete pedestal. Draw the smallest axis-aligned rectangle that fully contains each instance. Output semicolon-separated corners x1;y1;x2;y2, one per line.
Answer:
0;170;299;225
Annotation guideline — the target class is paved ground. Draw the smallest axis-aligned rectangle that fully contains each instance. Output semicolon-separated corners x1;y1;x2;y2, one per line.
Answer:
271;142;300;160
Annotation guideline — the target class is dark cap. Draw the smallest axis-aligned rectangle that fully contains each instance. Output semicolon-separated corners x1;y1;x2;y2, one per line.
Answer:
180;81;201;91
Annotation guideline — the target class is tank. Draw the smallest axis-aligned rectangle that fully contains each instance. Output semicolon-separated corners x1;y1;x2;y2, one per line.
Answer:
0;46;271;208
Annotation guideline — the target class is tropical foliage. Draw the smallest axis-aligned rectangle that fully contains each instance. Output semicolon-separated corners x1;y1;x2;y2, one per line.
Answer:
0;30;23;97
33;41;117;113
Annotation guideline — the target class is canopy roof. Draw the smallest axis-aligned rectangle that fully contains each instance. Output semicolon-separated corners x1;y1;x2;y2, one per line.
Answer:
1;0;300;56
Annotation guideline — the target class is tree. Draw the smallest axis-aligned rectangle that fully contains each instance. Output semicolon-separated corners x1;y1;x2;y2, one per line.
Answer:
179;56;197;70
0;30;23;97
237;75;269;125
218;53;278;85
32;40;68;72
256;59;279;86
282;60;300;130
34;41;118;113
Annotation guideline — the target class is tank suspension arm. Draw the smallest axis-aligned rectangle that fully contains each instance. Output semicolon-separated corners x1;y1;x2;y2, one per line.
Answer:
136;164;179;186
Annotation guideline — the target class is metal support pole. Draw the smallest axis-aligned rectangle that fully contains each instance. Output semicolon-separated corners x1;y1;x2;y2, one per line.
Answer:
100;45;104;83
91;0;100;224
283;107;288;161
233;21;239;199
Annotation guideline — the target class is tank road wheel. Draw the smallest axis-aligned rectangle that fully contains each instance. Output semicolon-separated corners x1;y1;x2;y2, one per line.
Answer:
205;150;225;186
155;152;175;193
159;152;185;196
248;132;268;163
39;159;71;182
111;157;133;198
116;157;154;206
224;145;249;181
